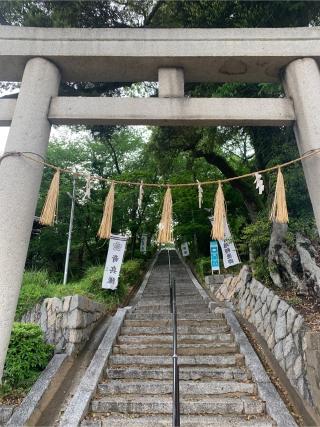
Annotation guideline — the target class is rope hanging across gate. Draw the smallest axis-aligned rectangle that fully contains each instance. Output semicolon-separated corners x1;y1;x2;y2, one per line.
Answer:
1;147;320;242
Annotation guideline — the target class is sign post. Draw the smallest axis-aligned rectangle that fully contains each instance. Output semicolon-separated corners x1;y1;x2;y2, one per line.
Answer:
210;240;220;274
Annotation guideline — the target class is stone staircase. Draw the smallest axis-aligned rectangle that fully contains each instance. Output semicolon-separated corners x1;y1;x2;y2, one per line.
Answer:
82;251;276;426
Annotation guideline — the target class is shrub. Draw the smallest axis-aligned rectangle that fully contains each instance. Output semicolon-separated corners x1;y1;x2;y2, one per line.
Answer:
194;257;211;281
3;323;53;389
252;256;272;286
85;259;144;309
16;259;145;319
240;215;271;258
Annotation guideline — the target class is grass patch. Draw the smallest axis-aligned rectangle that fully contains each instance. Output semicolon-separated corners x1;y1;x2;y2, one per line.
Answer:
16;259;144;320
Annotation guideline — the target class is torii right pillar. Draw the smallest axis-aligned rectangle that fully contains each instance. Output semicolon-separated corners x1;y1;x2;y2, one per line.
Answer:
283;58;320;235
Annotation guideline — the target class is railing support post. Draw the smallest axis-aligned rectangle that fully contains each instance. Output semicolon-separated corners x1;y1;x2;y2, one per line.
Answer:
168;250;180;427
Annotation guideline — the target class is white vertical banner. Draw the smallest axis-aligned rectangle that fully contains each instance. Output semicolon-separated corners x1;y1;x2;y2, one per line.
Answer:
209;217;241;269
219;221;241;268
102;234;128;290
181;242;190;257
140;234;148;254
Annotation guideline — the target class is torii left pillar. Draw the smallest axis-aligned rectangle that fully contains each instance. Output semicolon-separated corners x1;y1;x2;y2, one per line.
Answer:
0;57;60;381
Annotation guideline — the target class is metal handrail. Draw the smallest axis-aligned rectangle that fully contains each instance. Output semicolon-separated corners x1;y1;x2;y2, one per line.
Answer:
168;250;180;427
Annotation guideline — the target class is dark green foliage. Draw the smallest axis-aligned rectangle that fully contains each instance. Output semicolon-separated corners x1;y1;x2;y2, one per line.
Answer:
240;213;271;259
194;257;212;281
16;259;144;320
252;256;272;286
2;323;53;389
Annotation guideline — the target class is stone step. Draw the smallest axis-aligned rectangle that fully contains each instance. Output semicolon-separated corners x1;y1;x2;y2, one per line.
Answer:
133;304;208;313
91;395;265;415
98;380;256;396
123;318;226;328
109;354;244;367
106;366;251;381
117;333;234;345
81;414;274;427
142;292;200;298
136;299;204;306
141;291;201;296
126;313;221;321
145;283;193;287
121;325;230;335
112;342;238;356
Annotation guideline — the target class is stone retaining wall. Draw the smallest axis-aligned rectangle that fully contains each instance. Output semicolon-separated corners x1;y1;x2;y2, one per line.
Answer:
212;266;320;416
21;295;106;355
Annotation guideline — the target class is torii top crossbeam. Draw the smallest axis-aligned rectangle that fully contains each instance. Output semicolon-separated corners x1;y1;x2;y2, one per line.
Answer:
0;26;320;83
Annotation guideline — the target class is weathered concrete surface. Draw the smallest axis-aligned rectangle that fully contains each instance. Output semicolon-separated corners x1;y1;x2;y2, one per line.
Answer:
158;68;184;97
0;97;295;127
0;57;60;382
283;58;320;236
6;354;67;427
0;99;15;126
58;308;128;427
0;405;13;425
1;26;320;82
304;332;320;418
80;415;274;427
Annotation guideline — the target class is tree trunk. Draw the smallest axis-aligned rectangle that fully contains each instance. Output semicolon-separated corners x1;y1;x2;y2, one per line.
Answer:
268;222;307;293
296;233;320;299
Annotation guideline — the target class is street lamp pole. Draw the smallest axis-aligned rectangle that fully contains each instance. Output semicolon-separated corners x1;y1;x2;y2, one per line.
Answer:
63;177;76;285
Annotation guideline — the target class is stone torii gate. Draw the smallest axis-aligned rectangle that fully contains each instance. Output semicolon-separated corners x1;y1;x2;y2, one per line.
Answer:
1;26;320;380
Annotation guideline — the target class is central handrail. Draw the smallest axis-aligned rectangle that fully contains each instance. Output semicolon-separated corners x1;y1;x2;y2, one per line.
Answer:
168;250;180;427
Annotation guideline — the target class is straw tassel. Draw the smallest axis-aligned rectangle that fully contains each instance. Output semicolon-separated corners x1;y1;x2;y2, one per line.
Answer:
40;168;60;226
270;168;288;224
97;181;115;239
211;181;226;241
157;187;173;244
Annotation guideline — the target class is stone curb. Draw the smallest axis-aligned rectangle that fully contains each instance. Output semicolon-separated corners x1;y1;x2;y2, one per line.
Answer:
6;353;68;427
224;308;298;427
58;307;128;427
0;405;13;425
129;251;160;309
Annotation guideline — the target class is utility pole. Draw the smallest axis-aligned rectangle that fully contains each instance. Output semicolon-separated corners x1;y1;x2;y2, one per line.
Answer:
63;177;76;285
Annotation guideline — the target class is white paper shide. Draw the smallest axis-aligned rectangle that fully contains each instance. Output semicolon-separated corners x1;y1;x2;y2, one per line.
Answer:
102;234;127;290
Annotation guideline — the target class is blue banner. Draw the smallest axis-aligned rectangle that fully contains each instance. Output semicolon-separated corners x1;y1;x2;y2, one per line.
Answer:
210;240;220;271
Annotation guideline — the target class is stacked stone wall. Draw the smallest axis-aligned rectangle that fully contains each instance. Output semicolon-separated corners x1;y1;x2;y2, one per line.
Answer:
21;295;106;355
234;276;310;402
212;266;320;415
